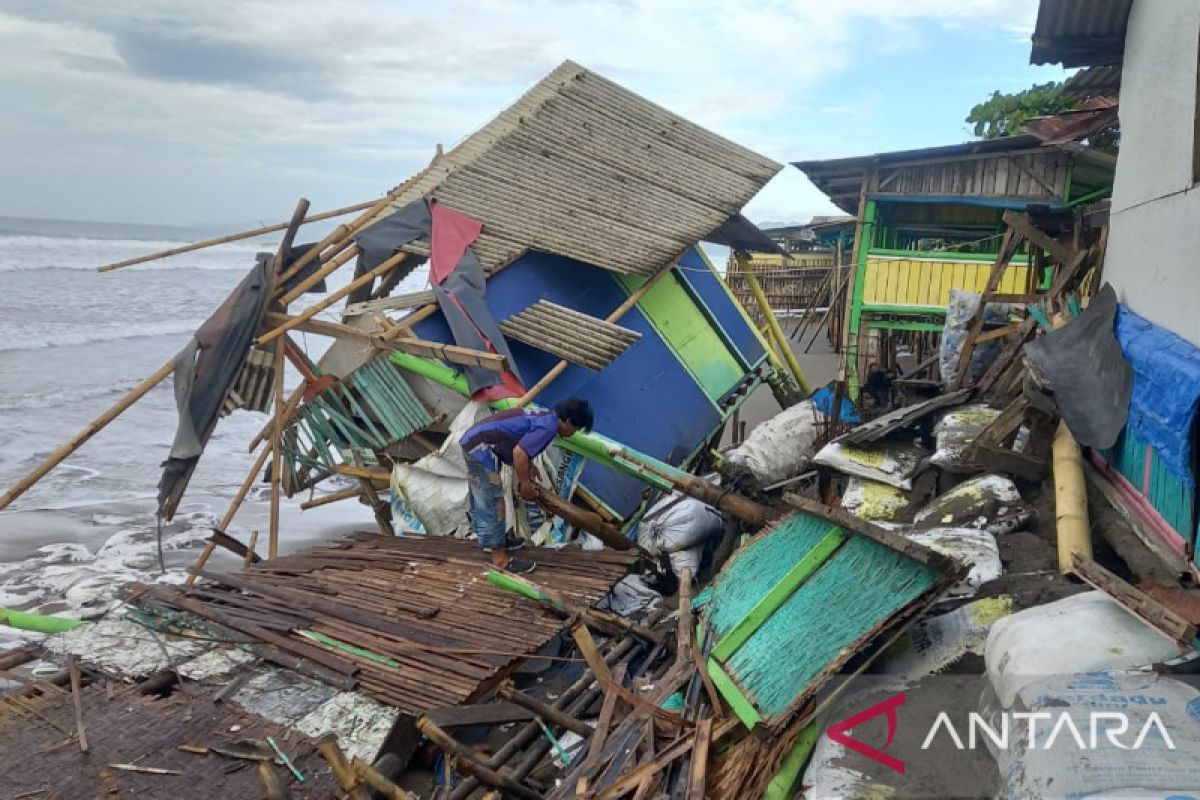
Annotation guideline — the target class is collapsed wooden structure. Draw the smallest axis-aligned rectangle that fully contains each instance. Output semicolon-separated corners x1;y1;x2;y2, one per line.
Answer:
0;59;795;561
795;134;1116;398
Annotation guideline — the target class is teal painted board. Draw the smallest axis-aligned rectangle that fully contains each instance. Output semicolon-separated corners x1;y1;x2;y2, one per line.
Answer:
704;510;943;726
1106;427;1196;551
705;512;834;638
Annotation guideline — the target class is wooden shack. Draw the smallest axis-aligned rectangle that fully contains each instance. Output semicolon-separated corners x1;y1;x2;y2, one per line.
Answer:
795;136;1115;395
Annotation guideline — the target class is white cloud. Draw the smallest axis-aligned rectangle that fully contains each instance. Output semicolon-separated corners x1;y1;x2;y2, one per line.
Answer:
0;0;1041;225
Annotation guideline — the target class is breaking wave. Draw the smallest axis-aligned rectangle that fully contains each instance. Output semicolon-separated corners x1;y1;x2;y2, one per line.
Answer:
0;319;206;353
0;234;266;273
0;379;148;411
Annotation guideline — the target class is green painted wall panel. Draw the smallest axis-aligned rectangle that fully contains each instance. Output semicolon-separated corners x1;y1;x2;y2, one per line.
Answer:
616;271;745;401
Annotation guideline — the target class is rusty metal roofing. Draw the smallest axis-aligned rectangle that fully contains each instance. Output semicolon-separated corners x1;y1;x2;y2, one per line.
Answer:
500;300;641;371
1022;97;1119;145
1030;0;1131;66
371;61;782;276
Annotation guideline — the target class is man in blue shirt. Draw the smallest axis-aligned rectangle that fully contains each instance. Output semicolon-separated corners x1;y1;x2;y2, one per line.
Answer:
460;398;594;572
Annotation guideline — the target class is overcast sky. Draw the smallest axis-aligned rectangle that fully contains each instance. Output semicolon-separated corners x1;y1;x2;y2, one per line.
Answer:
0;1;1067;228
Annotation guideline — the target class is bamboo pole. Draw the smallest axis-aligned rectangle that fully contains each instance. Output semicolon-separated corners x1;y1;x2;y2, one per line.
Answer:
269;339;285;559
736;253;811;395
275;242;360;306
0;359;175;511
415;718;541;800
243;531;259;569
96;200;375;273
1054;420;1091;574
350;758;417;800
300;486;362;510
516;260;677;407
250;384;305;453
316;735;371;800
496;682;594;737
184;438;273;585
259;251;410;346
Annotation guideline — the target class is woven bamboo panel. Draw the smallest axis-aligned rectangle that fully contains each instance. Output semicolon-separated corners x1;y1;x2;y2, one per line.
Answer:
368;61;781;276
725;252;836;324
500;300;641;370
159;533;633;714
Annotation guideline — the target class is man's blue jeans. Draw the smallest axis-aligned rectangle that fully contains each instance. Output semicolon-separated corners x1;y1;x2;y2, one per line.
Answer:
466;457;548;549
467;457;507;550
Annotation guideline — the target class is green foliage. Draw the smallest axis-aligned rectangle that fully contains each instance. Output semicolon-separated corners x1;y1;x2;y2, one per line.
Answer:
966;81;1077;139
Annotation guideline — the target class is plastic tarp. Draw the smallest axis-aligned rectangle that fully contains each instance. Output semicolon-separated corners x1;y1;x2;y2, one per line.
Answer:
1114;304;1200;485
939;289;1010;386
1025;284;1132;450
390;402;573;541
158;260;273;518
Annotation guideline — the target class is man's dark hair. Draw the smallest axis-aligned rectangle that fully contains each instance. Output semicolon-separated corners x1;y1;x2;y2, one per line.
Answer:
555;398;594;431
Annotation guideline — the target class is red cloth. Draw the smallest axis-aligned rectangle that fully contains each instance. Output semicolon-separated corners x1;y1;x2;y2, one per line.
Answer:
429;202;483;286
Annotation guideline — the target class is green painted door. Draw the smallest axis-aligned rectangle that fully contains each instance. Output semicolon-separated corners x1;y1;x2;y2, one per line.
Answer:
617;271;745;401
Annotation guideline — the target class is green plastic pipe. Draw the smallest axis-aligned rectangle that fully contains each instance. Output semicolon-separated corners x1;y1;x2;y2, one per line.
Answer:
0;607;84;634
389;351;674;491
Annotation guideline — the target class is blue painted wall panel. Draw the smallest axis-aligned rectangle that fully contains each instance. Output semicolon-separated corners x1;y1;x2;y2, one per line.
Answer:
675;248;766;367
412;250;723;517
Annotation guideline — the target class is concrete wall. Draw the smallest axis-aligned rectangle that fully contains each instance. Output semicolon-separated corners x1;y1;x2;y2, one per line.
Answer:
1104;0;1200;346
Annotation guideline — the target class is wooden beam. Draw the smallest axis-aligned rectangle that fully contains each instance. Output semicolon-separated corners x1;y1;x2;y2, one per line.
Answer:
1001;210;1075;265
262;311;507;372
1072;554;1198;646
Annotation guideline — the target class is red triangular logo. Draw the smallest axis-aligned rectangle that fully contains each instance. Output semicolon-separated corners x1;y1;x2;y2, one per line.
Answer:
826;692;906;774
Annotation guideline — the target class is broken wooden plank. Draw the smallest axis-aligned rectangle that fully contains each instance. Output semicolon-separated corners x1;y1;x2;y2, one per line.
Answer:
495;683;591;736
424;700;536;730
415;718;540;800
1072;554;1198;646
685;718;713;800
67;655;87;753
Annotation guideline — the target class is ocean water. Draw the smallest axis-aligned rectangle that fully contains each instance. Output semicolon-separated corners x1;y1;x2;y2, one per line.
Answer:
0;215;426;645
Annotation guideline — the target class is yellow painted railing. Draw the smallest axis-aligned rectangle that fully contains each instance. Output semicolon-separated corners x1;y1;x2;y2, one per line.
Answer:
862;254;1030;308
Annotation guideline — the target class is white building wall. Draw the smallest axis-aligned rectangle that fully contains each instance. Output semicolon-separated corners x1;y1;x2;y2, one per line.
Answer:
1103;0;1200;347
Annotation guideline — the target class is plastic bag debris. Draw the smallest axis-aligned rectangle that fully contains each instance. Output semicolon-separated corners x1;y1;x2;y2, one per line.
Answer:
984;591;1184;708
939;290;1011;386
725;400;820;488
813;439;928;491
636;492;723;557
904;527;1002;599
914;474;1022;529
598;574;663;620
880;595;1014;680
929;404;1001;473
990;672;1200;800
842;477;910;521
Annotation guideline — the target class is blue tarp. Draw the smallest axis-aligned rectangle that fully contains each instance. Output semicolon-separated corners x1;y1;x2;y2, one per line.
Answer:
1114;306;1200;485
810;384;860;424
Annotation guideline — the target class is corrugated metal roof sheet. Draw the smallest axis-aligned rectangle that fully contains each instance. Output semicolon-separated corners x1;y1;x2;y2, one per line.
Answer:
370;61;782;276
1022;97;1119;145
1063;64;1122;97
1030;0;1131;66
